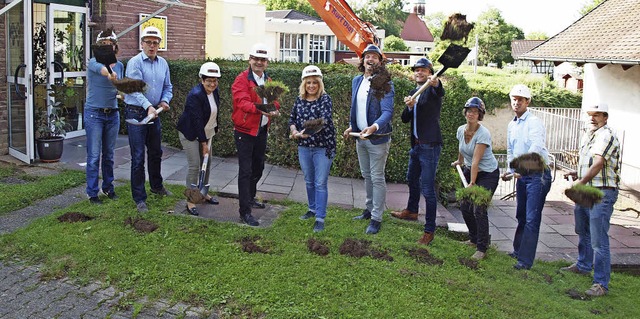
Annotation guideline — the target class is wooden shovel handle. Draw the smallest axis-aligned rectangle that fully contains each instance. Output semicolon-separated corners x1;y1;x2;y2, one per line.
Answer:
410;67;448;100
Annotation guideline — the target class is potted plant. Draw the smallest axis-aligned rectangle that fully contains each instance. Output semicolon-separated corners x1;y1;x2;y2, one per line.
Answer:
48;81;80;131
35;104;70;163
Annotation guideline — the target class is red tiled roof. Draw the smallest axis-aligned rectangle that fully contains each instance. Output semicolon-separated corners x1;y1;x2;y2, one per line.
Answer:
521;0;640;65
400;13;434;42
511;40;544;59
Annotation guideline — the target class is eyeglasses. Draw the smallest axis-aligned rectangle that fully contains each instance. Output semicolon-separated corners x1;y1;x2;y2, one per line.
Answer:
143;40;160;46
203;78;219;84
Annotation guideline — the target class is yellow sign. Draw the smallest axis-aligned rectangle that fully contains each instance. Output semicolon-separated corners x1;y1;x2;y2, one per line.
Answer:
139;14;168;51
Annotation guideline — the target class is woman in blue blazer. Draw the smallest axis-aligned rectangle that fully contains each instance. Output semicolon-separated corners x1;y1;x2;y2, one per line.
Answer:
176;62;222;215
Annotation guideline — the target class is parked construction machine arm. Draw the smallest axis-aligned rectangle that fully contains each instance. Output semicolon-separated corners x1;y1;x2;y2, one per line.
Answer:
307;0;380;57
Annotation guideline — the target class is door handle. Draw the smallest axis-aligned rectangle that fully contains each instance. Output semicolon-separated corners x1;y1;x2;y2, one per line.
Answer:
51;61;65;85
14;63;27;100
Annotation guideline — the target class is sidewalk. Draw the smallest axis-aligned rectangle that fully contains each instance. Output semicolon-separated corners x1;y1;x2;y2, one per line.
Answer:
9;134;640;266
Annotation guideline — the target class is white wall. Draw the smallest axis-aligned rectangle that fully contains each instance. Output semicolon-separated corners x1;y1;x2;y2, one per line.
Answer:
583;64;640;186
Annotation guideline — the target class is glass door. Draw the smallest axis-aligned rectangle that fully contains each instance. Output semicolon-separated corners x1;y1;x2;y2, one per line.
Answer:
47;3;88;138
6;0;34;163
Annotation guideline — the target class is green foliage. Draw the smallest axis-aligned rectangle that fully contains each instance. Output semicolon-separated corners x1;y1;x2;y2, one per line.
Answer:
353;0;408;37
384;35;409;52
423;12;447;40
259;0;317;18
569;183;605;199
456;185;493;208
470;8;524;67
580;0;606;16
526;31;548;40
2;190;640;317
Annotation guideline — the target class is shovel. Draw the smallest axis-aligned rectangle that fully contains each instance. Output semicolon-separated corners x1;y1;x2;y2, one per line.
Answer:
125;107;163;126
92;44;147;94
193;138;213;196
411;44;471;100
455;164;469;188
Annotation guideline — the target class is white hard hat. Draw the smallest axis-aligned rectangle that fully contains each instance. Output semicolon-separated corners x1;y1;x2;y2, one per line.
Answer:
584;103;609;113
141;26;162;41
509;84;532;99
199;62;221;78
301;65;322;80
249;43;269;59
96;30;117;44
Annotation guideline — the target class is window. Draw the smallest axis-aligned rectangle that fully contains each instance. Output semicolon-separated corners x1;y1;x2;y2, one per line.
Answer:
336;41;350;51
232;17;244;35
279;33;304;62
309;35;332;63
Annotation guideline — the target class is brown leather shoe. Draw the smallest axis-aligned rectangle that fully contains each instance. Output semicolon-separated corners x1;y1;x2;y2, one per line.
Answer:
417;232;434;245
391;209;418;221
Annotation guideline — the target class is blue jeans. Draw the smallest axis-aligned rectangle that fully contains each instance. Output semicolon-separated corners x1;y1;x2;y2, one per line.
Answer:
356;139;390;222
513;169;552;268
84;108;120;197
125;105;164;204
574;187;618;290
406;143;441;233
298;146;333;221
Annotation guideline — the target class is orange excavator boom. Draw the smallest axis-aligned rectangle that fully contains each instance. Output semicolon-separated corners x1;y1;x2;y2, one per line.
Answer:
307;0;380;58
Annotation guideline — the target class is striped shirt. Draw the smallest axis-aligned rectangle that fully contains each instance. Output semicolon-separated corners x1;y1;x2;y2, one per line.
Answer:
578;125;620;188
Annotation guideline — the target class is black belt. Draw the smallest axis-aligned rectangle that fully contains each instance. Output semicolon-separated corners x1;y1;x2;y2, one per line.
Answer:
126;104;142;109
597;186;617;190
97;108;117;114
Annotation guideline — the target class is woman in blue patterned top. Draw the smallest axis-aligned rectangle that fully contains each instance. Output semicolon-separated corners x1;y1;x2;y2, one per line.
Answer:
452;97;500;260
289;65;337;232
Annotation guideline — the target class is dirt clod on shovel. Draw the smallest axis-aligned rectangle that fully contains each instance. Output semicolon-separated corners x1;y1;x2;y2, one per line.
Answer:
339;238;393;261
369;64;392;101
58;212;93;223
307;238;330;256
124;217;158;233
441;13;475;42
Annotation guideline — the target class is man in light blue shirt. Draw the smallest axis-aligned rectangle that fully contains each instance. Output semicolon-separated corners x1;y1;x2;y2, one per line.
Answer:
124;26;173;213
502;84;552;270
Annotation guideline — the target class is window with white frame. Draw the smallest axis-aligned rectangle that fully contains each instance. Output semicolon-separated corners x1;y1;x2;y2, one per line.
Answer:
336;41;349;51
232;17;244;35
279;33;304;62
309;35;332;63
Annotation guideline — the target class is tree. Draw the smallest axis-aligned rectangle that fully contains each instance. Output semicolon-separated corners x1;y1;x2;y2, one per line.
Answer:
526;32;548;40
352;0;408;37
470;8;524;67
580;0;605;16
384;35;409;52
260;0;318;18
423;12;446;40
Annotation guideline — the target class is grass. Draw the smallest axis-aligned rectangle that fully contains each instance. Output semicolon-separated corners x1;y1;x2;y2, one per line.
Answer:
1;182;639;318
0;163;85;215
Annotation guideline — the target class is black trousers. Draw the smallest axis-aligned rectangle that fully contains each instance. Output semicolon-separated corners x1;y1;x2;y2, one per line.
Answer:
234;127;268;216
460;167;500;252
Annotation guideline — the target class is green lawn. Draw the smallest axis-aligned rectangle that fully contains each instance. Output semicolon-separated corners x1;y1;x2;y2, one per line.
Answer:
0;182;638;318
0;163;85;215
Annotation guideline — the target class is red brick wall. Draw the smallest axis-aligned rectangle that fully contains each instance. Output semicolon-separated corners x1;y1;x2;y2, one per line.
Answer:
94;0;206;60
0;4;8;155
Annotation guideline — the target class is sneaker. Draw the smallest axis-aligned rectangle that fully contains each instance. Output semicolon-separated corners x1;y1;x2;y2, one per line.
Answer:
250;199;266;209
136;201;148;213
417;232;434;245
471;251;486;260
365;220;381;234
89;196;103;205
102;190;118;200
560;263;591;276
390;209;418;221
585;283;608;297
353;209;372;220
313;220;325;232
241;214;259;227
300;211;316;220
150;187;173;197
513;263;531;270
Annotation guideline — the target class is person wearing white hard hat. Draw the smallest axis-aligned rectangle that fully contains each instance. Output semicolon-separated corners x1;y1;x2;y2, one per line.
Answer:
451;97;500;260
343;44;395;235
288;65;336;232
503;84;552;270
176;62;223;215
561;102;620;297
124;25;174;213
231;43;281;226
84;27;124;205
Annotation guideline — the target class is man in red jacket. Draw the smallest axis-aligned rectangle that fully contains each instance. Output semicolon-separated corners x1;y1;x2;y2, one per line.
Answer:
231;43;281;226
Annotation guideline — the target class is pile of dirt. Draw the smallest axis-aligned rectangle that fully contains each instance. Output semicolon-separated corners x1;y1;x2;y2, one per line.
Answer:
57;212;93;223
406;247;443;266
307;238;329;256
339;238;393;261
457;257;478;270
124;217;158;233
238;236;271;254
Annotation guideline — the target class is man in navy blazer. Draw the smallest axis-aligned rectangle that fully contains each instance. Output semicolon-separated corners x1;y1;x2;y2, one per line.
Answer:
342;44;395;234
391;58;445;246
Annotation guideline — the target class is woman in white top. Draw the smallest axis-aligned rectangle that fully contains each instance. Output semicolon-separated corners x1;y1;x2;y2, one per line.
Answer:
176;62;222;215
452;97;500;260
